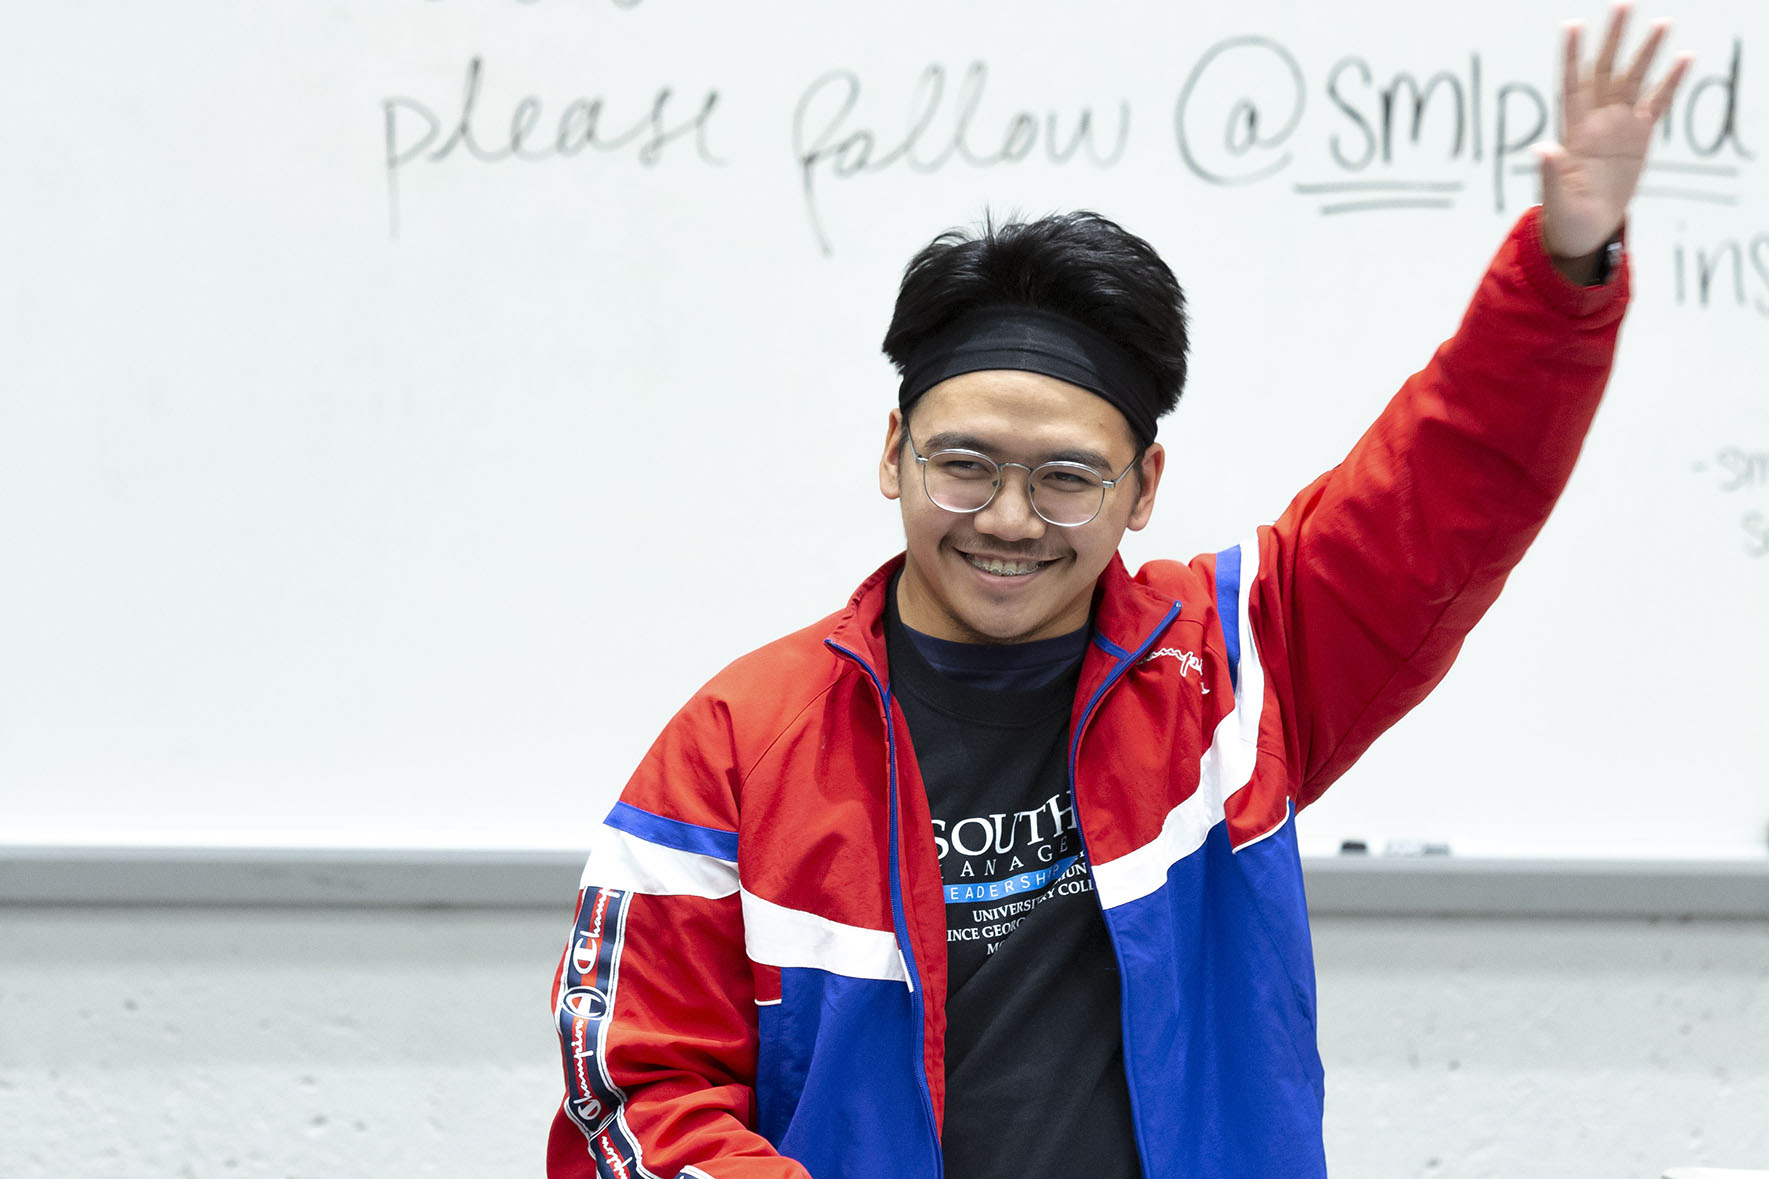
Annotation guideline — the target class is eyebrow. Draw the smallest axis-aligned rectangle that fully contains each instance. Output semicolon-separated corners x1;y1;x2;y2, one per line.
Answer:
921;431;1120;474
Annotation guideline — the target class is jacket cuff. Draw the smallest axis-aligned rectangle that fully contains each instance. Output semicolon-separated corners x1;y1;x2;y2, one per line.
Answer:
1515;204;1631;320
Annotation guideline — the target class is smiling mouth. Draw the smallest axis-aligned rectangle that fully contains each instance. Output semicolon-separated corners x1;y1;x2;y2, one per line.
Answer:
962;552;1058;577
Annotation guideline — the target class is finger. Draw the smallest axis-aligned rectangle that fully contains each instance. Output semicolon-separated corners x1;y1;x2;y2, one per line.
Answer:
1562;20;1588;132
1619;19;1670;105
1534;143;1569;245
1643;51;1694;124
1594;1;1632;95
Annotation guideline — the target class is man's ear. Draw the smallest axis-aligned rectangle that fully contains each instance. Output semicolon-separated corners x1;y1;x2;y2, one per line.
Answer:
879;408;906;501
1125;441;1165;532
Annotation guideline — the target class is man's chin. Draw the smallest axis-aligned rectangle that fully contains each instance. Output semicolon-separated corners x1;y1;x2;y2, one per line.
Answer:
947;596;1076;646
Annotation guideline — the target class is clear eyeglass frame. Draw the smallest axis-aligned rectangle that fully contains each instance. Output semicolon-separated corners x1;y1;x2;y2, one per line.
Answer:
904;425;1139;528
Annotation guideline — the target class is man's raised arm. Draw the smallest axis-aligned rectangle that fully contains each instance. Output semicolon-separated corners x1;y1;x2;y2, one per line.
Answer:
1235;4;1691;803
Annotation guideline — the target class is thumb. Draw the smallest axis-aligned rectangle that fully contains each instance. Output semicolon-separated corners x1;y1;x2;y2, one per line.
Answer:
1533;141;1569;205
1533;142;1598;259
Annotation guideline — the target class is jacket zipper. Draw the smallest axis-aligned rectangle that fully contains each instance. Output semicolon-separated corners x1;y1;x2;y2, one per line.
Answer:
825;638;945;1179
1066;600;1183;1179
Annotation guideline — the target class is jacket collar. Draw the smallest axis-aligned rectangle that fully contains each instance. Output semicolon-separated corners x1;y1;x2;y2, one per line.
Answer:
824;552;1180;676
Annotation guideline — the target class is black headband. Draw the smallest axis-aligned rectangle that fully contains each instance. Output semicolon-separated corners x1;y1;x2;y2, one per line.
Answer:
897;306;1161;445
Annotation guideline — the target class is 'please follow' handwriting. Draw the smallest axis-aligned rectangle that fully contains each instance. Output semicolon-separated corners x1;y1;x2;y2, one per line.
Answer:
381;36;1757;259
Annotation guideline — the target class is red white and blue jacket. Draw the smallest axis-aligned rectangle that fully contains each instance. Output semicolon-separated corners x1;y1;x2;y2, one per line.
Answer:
548;209;1628;1179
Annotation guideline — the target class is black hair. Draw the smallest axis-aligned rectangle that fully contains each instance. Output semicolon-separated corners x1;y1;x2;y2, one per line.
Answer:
881;210;1189;443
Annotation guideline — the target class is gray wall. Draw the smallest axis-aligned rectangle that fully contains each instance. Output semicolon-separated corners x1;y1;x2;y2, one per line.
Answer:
4;904;1766;1178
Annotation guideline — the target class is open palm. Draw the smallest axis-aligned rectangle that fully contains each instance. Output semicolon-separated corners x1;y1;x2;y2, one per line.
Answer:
1539;3;1692;264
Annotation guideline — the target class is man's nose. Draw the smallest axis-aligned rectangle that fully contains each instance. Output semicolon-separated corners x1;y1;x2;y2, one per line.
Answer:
971;464;1048;542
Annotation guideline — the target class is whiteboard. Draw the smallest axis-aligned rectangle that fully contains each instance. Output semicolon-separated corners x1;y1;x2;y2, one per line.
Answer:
1;0;1764;860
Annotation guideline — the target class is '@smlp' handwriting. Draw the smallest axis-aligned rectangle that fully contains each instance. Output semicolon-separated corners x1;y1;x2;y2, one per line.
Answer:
1176;36;1751;216
382;57;722;237
793;63;1130;256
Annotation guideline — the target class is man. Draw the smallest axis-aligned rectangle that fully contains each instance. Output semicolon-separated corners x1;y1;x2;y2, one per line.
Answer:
549;8;1689;1177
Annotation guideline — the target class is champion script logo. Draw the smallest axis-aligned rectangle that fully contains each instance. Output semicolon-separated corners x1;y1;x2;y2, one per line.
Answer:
598;1132;631;1179
1142;647;1209;692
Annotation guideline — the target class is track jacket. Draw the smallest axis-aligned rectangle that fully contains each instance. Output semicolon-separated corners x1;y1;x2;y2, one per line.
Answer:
548;208;1629;1179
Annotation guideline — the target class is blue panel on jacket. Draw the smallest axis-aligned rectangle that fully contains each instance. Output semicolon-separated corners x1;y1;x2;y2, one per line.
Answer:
758;968;940;1179
1105;812;1327;1179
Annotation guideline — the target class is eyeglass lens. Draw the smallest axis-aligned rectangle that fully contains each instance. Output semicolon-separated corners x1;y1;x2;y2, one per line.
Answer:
923;451;1106;527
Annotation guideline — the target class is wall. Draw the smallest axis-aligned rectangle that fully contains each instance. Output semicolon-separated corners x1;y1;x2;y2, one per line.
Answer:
3;904;1766;1178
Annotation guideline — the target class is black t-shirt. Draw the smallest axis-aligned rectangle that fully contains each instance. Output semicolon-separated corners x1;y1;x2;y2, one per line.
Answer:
886;588;1142;1179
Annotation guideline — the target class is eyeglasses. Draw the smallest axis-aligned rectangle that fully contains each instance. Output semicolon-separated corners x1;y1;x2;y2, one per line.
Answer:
904;425;1139;528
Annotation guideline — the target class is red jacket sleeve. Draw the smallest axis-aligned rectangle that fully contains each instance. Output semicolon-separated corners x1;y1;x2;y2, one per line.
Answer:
1246;207;1629;806
547;691;812;1179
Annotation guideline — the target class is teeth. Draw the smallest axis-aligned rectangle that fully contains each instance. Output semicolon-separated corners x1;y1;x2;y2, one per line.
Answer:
969;555;1042;576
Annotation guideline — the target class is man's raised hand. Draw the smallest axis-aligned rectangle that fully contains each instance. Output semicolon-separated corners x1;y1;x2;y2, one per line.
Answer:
1538;2;1693;278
